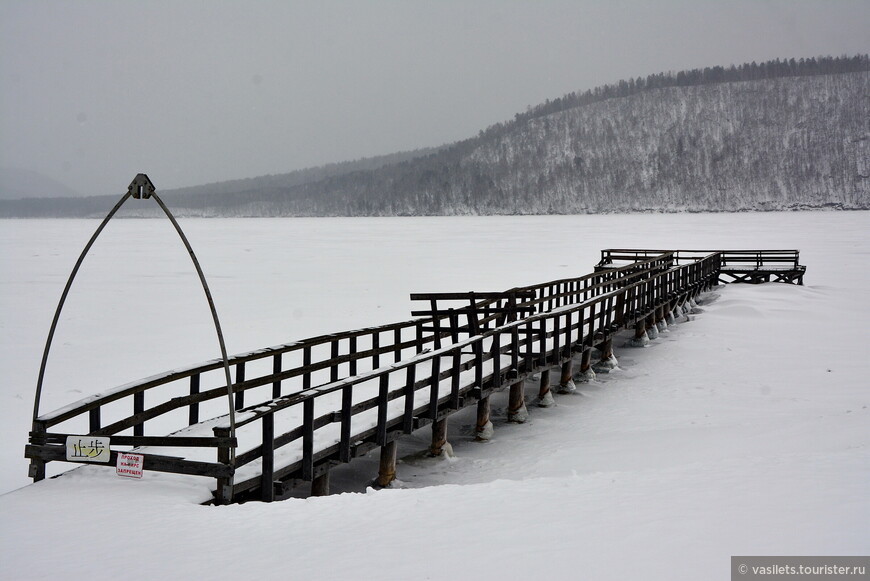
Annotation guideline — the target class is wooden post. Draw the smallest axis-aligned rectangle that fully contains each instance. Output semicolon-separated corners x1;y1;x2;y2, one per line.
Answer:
214;426;233;505
599;338;613;362
656;305;668;333
635;320;646;339
272;353;282;399
576;349;595;383
302;399;314;481
594;338;618;372
560;360;572;385
558;360;576;394
376;440;398;487
614;292;625;328
349;336;358;374
666;301;677;325
189;373;200;425
330;340;340;382
430;417;448;456
475;396;493;441
403;364;416;434
536;368;554;407
234;362;245;411
261;414;275;502
28;422;46;482
507;380;528;423
579;349;592;374
89;407;100;433
645;313;658;339
631;320;649;346
679;297;690;315
377;375;389;446
393;328;402;363
28;458;45;482
133;391;144;437
311;470;330;497
372;332;384;369
340;385;353;462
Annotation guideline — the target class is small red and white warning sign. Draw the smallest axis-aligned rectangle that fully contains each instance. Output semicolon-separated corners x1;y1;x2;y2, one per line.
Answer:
116;452;144;479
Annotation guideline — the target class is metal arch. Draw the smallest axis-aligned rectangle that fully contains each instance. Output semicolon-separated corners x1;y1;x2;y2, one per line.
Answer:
149;191;236;457
32;191;132;424
31;176;236;463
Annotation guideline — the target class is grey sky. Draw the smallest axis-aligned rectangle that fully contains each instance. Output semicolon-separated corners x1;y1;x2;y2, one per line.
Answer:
1;0;867;196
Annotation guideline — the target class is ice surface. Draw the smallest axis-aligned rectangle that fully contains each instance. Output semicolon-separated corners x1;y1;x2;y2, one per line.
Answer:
1;212;869;580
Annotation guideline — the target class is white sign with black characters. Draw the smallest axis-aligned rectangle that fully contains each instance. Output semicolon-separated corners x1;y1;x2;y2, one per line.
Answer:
65;436;111;463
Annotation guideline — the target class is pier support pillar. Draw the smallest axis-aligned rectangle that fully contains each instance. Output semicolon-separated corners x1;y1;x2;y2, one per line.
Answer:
429;417;448;456
507;380;529;423
593;338;618;372
536;369;554;407
630;321;650;347
655;306;668;333
558;360;576;394
376;440;398;488
575;349;595;383
475;396;493;441
645;314;658;340
311;470;330;497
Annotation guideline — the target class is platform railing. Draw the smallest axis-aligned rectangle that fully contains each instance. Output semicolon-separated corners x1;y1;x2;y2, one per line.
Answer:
26;251;723;503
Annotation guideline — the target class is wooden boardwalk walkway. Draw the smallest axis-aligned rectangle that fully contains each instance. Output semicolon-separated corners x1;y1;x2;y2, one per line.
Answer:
26;248;805;504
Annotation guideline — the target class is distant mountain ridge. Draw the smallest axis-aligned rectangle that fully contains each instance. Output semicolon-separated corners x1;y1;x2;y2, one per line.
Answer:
2;55;868;217
158;146;444;203
0;167;82;200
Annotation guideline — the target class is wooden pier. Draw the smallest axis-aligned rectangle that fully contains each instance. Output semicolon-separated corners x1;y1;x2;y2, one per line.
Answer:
26;248;805;504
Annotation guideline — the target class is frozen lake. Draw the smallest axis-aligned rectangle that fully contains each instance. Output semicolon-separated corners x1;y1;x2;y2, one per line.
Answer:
1;211;868;580
1;211;868;492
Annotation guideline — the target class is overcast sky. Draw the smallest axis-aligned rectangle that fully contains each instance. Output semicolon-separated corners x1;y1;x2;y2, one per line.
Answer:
1;0;867;196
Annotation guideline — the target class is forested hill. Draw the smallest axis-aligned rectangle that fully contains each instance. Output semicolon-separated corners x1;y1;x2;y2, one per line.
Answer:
3;56;868;217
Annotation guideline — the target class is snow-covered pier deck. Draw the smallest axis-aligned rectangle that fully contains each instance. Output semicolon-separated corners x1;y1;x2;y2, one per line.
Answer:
25;249;804;504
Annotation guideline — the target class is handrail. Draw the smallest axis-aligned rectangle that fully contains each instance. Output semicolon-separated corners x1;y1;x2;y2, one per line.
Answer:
221;258;717;429
218;253;722;498
599;248;801;268
36;253;675;429
26;247;731;503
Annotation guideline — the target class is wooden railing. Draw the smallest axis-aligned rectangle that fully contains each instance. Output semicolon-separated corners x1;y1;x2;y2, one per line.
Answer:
597;249;804;284
598;248;802;269
26;251;725;503
213;252;719;502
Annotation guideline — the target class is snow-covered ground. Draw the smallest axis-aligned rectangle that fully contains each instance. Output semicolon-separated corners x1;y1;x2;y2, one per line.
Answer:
1;212;868;580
